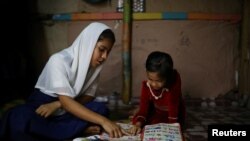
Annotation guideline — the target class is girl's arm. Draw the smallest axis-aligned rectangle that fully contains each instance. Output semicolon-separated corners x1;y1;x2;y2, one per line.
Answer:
129;81;150;135
58;95;128;138
132;81;150;126
168;72;182;123
35;94;94;118
36;73;96;117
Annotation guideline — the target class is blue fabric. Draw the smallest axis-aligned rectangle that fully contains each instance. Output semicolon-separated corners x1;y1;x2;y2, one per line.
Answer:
0;89;109;141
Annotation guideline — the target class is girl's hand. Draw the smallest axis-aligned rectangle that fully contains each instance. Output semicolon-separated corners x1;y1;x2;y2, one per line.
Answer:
128;122;142;135
35;101;61;118
101;119;130;138
128;125;142;136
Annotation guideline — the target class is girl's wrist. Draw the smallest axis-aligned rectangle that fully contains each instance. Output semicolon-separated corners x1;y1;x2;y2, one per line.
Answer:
98;116;109;126
54;101;62;108
135;122;142;128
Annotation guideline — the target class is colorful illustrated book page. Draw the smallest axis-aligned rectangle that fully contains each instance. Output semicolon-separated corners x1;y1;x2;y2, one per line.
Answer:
73;122;141;141
143;123;183;141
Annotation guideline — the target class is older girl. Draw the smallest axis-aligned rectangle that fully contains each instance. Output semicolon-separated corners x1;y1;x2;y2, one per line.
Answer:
1;22;127;141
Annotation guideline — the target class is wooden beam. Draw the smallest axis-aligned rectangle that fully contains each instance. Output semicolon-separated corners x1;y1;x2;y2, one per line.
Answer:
51;12;241;22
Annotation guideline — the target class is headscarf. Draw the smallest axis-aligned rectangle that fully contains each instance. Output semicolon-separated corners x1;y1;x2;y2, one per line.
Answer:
35;22;110;98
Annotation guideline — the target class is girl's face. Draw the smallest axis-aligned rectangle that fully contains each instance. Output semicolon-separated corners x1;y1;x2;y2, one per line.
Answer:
91;38;113;68
146;71;166;90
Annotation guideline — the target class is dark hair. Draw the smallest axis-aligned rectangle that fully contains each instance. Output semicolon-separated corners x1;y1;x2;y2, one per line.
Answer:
98;29;115;44
146;51;176;88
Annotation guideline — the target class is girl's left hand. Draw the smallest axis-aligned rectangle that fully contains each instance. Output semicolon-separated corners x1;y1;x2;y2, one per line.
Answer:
35;101;61;118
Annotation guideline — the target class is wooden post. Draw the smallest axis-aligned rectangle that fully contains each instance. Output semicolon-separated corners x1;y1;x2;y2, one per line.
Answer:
122;0;132;104
239;0;250;100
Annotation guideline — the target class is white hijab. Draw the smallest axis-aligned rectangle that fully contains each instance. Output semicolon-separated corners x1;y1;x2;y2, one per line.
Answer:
35;22;111;98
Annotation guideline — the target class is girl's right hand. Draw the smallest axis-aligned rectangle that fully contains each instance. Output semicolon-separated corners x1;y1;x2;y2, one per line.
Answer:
128;125;142;136
101;119;130;138
128;122;142;135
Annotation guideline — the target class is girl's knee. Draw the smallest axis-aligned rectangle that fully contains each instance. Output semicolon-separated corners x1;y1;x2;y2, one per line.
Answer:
95;102;109;115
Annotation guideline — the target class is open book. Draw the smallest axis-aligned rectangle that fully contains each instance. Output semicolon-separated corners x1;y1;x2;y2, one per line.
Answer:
73;122;183;141
142;123;183;141
73;122;141;141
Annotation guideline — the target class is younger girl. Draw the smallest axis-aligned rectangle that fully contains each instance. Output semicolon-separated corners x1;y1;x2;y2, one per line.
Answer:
129;51;185;135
